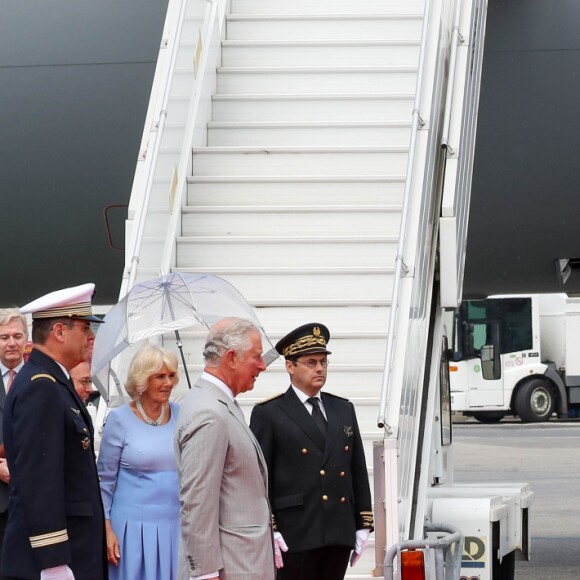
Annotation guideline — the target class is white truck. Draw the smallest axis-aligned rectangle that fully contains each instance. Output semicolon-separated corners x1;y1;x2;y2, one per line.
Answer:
449;294;580;423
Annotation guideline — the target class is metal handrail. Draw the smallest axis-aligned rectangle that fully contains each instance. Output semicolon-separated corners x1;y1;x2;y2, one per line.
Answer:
384;523;464;580
377;0;436;431
452;0;488;300
159;0;220;276
124;0;191;292
440;0;463;152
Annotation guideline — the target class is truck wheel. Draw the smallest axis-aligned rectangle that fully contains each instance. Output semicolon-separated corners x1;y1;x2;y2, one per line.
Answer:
514;379;555;422
474;411;506;424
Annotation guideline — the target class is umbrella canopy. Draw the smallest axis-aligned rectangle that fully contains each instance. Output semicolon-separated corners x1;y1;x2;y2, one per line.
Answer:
92;273;278;403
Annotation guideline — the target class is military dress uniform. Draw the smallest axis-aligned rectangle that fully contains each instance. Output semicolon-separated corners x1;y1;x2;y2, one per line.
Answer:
2;349;107;579
1;285;107;579
250;323;373;580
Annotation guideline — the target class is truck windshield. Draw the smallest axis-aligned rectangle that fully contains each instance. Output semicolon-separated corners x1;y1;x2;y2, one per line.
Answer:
456;297;533;358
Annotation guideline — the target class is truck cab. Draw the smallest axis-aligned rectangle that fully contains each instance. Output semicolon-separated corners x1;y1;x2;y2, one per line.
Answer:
448;295;569;422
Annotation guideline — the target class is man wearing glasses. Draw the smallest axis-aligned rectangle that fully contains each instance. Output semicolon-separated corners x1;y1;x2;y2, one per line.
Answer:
250;323;373;580
1;284;107;580
70;362;94;404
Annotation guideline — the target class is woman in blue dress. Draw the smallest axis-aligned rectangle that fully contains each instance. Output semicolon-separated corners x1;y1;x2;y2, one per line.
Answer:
97;344;180;579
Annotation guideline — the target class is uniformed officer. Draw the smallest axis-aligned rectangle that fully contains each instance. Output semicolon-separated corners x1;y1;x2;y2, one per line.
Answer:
2;284;107;580
250;323;373;580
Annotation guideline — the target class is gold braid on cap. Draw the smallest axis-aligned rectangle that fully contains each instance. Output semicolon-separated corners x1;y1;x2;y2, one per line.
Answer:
282;330;327;357
31;302;93;319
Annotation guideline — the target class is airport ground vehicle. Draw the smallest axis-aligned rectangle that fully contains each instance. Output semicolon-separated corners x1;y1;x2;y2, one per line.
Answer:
449;294;580;423
98;0;532;577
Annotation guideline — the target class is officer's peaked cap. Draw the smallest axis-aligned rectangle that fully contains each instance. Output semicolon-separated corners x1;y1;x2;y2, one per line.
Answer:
275;323;331;358
20;283;104;323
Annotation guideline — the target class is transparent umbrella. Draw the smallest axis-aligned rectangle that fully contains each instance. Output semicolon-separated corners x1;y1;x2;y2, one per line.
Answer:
92;273;277;404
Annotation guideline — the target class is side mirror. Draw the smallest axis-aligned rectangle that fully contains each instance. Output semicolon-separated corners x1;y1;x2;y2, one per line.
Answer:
481;344;501;380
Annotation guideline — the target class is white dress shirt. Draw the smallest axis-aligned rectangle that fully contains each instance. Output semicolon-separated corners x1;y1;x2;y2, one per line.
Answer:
291;384;327;420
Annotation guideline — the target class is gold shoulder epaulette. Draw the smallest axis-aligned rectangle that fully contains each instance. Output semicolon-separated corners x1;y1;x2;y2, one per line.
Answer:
257;392;284;405
31;373;57;383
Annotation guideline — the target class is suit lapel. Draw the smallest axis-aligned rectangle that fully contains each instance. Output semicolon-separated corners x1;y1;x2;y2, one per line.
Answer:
320;393;342;463
196;378;269;482
280;387;326;450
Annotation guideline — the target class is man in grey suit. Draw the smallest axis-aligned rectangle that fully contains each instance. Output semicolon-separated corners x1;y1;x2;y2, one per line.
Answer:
175;317;276;580
0;308;28;577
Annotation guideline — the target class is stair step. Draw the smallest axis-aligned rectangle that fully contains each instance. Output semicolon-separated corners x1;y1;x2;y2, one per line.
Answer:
221;39;420;67
229;0;424;15
186;175;405;206
176;236;398;268
211;93;415;122
190;147;409;176
206;121;412;147
173;265;395;301
216;66;417;94
222;14;423;41
233;366;385;398
181;205;402;236
151;344;386;397
151;175;406;210
175;332;388;364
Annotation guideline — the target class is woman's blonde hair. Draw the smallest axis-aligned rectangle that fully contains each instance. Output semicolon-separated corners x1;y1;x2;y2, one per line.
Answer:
125;344;179;399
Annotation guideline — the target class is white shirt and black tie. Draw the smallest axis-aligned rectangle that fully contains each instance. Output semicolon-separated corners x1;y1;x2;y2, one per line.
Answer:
291;385;327;436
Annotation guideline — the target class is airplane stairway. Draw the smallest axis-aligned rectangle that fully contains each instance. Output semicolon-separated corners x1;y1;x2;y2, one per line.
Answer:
120;0;485;576
171;0;423;576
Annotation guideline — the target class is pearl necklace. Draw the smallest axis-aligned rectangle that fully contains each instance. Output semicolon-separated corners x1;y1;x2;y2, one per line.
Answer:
135;399;166;426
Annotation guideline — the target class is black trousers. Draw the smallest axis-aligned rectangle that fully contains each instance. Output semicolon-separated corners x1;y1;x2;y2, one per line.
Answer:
277;545;351;580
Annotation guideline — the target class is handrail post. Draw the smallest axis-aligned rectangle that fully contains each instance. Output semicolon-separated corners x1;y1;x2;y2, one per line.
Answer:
384;523;463;580
377;0;437;431
123;0;191;294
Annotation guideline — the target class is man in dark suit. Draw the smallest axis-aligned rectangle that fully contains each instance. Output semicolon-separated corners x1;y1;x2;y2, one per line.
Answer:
0;309;28;578
250;323;373;580
2;284;107;580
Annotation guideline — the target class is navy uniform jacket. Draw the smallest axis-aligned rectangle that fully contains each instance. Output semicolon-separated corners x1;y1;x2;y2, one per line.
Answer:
250;387;373;553
2;349;107;579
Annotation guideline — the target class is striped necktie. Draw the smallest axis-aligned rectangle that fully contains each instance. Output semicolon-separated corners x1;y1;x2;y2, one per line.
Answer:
6;369;16;392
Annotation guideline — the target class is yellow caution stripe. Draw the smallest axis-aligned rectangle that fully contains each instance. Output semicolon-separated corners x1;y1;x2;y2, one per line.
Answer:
29;529;68;548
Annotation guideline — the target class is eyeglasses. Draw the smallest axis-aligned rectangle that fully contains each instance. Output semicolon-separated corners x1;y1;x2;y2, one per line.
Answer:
293;359;329;369
75;378;93;386
63;322;99;335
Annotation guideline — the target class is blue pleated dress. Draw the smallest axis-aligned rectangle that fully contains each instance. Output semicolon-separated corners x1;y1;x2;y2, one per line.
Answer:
97;402;180;580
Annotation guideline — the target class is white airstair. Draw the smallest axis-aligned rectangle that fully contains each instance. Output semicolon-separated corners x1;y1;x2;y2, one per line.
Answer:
120;0;494;577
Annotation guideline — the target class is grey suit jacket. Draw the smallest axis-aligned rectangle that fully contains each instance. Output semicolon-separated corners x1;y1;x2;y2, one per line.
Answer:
175;377;275;580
